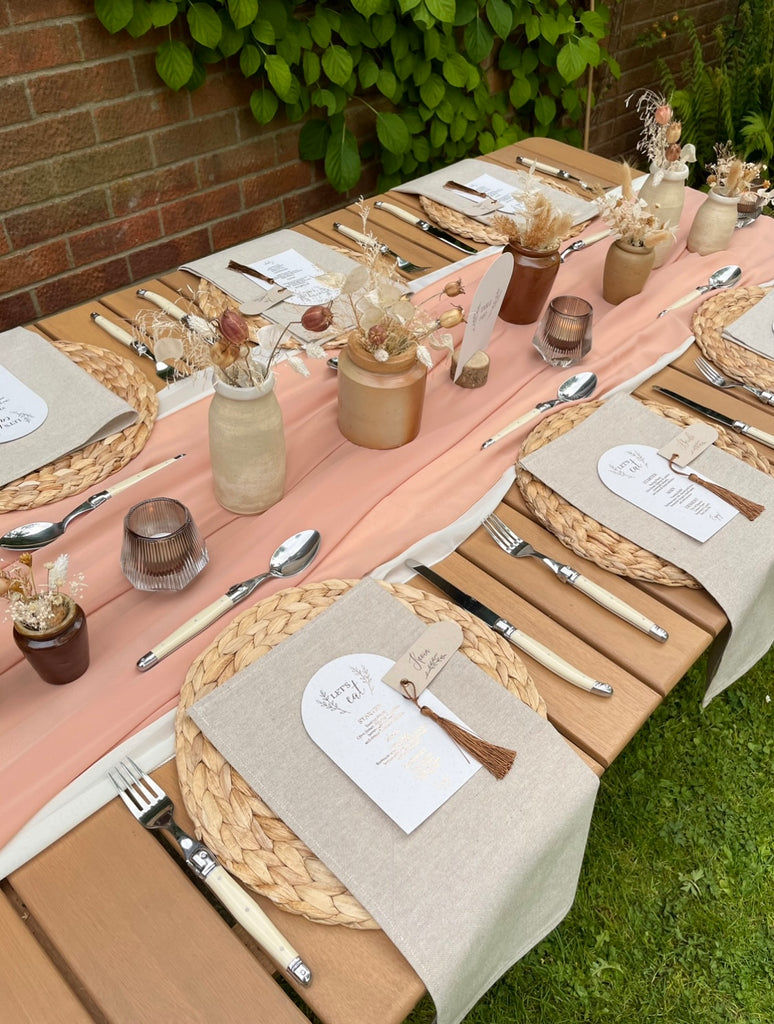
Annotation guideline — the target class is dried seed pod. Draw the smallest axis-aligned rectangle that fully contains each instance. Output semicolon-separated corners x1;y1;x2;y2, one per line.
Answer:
665;121;682;144
216;309;249;346
438;306;466;328
665;142;682;163
654;104;672;126
301;305;334;332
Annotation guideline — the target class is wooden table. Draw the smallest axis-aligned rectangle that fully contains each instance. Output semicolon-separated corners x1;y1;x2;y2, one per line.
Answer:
3;139;772;1024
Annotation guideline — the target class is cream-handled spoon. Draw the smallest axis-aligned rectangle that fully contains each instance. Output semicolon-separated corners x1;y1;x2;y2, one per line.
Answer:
657;264;742;317
481;371;597;449
136;528;321;670
0;456;186;552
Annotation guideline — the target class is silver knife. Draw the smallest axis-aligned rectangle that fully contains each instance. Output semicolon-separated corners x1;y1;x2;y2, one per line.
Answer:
652;387;774;450
406;560;613;696
515;155;596;192
332;222;428;273
374;201;478;254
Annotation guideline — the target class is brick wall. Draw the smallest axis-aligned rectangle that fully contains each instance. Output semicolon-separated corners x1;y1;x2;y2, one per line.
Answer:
0;0;379;332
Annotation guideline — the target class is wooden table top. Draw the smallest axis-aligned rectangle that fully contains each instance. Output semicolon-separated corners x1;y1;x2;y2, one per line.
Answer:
3;137;773;1024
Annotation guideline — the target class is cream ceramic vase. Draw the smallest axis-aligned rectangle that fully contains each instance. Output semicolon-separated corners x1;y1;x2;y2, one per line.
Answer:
686;189;739;256
208;373;286;514
602;240;655;305
637;163;689;267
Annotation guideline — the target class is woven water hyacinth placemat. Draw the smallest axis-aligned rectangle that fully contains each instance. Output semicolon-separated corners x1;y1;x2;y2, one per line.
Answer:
517;398;773;588
692;286;774;390
0;340;158;514
175;578;545;929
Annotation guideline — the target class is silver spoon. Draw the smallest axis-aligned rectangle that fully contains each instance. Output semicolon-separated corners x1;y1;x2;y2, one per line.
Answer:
657;264;742;317
136;528;322;670
481;370;598;449
0;456;185;552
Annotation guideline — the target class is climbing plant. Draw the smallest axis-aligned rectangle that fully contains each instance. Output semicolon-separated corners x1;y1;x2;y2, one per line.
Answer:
94;0;619;192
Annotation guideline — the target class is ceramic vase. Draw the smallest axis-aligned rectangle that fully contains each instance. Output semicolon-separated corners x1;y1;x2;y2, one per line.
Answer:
13;596;90;685
637;163;689;268
208;373;286;514
498;243;561;325
686;188;739;256
337;335;427;449
602;239;655;305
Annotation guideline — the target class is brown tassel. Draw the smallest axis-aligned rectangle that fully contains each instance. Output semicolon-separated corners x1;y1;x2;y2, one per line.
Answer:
668;456;765;521
400;680;516;780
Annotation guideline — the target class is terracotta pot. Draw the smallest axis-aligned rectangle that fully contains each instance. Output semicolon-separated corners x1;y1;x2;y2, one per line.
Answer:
498;243;561;325
602;239;655;305
686;188;739;256
208;373;286;514
13;596;89;685
337;335;427;449
637;163;689;267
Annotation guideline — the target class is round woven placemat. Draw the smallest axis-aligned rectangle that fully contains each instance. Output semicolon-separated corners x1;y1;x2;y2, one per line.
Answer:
692;285;774;390
175;578;545;929
517;398;773;588
0;340;158;514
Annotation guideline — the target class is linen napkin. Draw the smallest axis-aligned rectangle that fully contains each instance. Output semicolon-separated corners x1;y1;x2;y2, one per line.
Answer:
0;328;138;488
188;578;599;1024
520;393;774;704
720;287;774;359
180;228;359;345
393;157;594;227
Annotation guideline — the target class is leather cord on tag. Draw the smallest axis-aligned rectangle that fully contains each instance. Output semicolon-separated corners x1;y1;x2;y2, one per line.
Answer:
400;680;516;780
668;456;764;521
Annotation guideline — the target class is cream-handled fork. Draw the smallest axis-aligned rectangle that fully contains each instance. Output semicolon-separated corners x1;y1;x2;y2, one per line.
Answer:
694;356;774;406
482;514;668;641
109;758;312;987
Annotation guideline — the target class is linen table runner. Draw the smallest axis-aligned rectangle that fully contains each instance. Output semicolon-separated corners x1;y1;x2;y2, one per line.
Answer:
520;393;774;704
0;328;138;487
188;578;599;1024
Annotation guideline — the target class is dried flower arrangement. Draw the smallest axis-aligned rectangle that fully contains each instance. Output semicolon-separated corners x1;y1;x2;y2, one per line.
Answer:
628;89;696;184
314;202;467;366
593;165;674;249
490;190;574;252
705;142;771;199
0;553;85;631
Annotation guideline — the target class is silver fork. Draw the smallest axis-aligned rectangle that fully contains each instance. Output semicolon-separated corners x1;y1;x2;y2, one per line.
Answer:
109;758;311;986
694;355;774;405
482;514;668;641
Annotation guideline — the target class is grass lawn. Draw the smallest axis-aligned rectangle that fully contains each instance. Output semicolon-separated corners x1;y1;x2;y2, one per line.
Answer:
404;648;774;1023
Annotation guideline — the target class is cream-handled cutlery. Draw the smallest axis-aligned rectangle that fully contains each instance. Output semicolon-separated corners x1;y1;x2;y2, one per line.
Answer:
482;514;668;641
0;455;186;551
481;371;597;449
373;201;478;254
90;312;176;381
136;529;321;670
653;386;774;449
109;758;312;987
406;560;614;696
657;264;742;317
515;155;597;192
694;356;774;406
333;222;429;273
559;229;613;261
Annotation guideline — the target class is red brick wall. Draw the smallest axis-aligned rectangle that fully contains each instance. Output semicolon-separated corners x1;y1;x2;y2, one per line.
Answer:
0;0;379;331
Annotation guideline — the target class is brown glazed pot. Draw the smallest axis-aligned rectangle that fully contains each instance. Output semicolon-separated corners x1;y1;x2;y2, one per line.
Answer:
13;596;90;685
498;242;561;325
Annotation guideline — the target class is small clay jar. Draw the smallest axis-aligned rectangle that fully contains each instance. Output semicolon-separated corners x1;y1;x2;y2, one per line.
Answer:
602;239;655;305
13;596;90;685
498;242;561;325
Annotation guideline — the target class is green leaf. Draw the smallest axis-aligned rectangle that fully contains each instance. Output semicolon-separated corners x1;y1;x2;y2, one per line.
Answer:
577;36;600;66
579;9;607;37
426;0;455;21
534;93;556;125
556;40;586;82
185;57;206;91
358;52;379;88
486;0;513;41
299;119;330;161
126;2;153;38
413;134;430;162
265;54;292;98
187;3;222;48
375;111;410;153
155;40;194;90
372;13;396;44
308;11;332;48
524;12;540;42
95;0;134;33
149;1;178;29
377;69;397;99
351;0;387;16
239;44;262;77
259;0;288;34
478;130;495;153
463;18;493;64
419;73;446;108
228;0;258;30
325;121;361;191
423;26;441;60
218;21;245;59
443;52;469;88
429;118;447;147
311;87;339;115
453;0;476;25
322;45;354;86
412;59;432;87
303;50;321;86
509;75;532;108
251;19;275;45
398;0;423;12
249;88;279;124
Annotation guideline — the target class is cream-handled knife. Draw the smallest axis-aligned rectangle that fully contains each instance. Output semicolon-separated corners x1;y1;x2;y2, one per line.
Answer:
406;561;614;696
516;155;597;192
90;312;176;380
373;201;478;254
653;387;774;450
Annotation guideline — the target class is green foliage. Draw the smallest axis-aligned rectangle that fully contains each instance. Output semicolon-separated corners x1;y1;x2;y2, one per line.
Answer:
93;0;619;193
654;2;774;185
